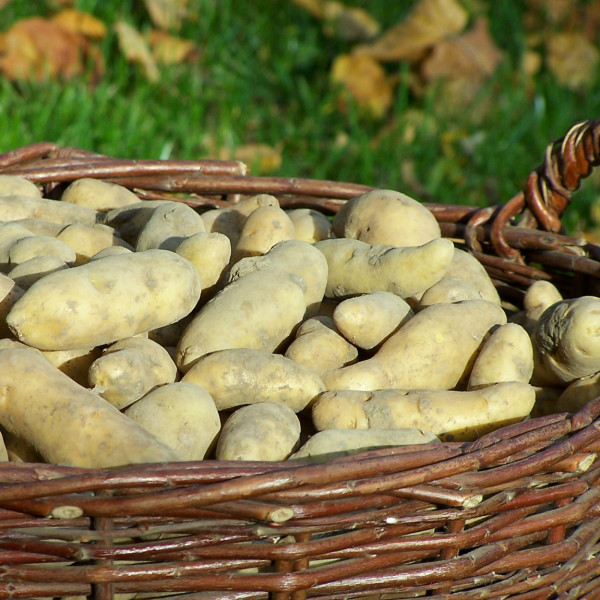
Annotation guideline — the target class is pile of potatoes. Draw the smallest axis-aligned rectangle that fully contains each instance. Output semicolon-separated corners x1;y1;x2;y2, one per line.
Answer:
0;175;592;468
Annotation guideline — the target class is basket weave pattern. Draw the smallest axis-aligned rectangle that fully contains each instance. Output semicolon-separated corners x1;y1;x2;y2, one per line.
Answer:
1;121;600;599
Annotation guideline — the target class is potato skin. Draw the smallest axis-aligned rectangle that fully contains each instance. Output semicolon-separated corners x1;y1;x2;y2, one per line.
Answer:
61;178;140;211
7;249;202;351
0;348;179;467
0;175;42;199
216;402;301;461
182;348;325;412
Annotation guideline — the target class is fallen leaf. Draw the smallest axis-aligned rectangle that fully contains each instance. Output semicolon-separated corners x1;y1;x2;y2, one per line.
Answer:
354;0;468;62
330;53;394;118
51;9;107;40
0;17;102;82
215;144;283;174
421;18;503;82
323;2;380;41
546;31;599;90
144;0;189;31
114;20;159;82
291;0;324;18
148;30;198;65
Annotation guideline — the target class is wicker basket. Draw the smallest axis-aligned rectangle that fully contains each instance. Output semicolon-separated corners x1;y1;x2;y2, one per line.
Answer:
1;121;600;600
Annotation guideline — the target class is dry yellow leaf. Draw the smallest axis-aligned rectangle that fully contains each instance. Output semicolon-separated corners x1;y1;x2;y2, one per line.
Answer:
215;144;283;174
148;30;197;65
330;53;393;118
51;9;107;39
546;31;599;90
291;0;324;18
144;0;189;31
114;20;159;82
354;0;468;62
323;2;380;41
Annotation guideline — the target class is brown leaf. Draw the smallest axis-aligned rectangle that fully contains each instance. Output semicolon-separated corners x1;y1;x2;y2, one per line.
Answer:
354;0;468;62
0;17;102;82
546;32;599;90
51;9;107;40
330;53;394;118
144;0;189;31
148;30;198;65
114;20;159;82
421;18;503;82
323;2;380;41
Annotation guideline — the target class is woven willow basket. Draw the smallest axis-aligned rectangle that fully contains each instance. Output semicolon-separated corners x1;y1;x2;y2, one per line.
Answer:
1;120;600;600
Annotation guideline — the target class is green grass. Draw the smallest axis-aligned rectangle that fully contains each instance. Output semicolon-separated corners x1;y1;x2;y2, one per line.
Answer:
1;0;600;231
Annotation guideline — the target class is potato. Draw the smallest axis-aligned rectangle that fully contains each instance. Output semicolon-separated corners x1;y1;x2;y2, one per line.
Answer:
555;372;600;413
0;195;100;226
147;313;193;348
510;280;563;333
101;200;174;244
8;235;76;267
176;270;306;372
11;217;65;237
124;382;220;460
232;205;295;263
61;178;140;211
42;346;101;387
284;317;358;377
333;291;413;350
89;337;178;409
0;223;35;269
202;193;279;246
228;239;328;315
0;274;24;337
468;323;534;390
215;402;301;461
332;189;441;247
175;232;231;297
0;175;42;198
290;428;439;460
57;223;133;265
136;203;206;252
7;249;201;351
0;427;42;463
312;382;536;441
286;208;332;243
315;237;454;299
532;296;600;385
0;347;179;467
324;299;506;391
8;256;70;290
418;277;485;309
89;246;133;260
182;348;325;412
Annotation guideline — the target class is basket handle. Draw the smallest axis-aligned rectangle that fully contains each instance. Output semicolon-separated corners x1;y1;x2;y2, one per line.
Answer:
483;119;600;261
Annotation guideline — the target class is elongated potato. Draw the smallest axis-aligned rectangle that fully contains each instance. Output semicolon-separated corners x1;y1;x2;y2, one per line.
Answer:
468;323;534;390
232;205;295;263
0;195;100;226
177;270;306;372
0;274;24;337
229;240;328;315
333;189;441;247
102;200;173;244
333;291;413;350
324;299;507;391
12;218;65;237
89;246;133;261
0;223;35;269
89;337;178;409
532;296;600;385
284;317;358;377
0;175;42;198
7;249;201;351
315;237;454;299
8;235;76;266
57;223;133;265
286;208;332;243
124;382;221;460
61;178;140;211
182;348;325;412
136;203;206;252
418;277;484;309
312;382;536;441
0;348;179;467
215;402;301;461
8;256;69;290
290;428;439;460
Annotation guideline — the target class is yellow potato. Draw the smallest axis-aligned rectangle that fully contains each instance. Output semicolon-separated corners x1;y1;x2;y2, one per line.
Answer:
42;346;101;387
176;270;306;372
0;195;100;226
0;274;24;337
284;316;358;377
89;337;178;409
124;382;221;460
312;382;536;441
89;246;133;261
0;223;35;269
0;427;42;463
8;235;76;267
333;291;413;350
510;280;563;333
286;208;332;243
0;175;42;198
7;249;202;351
332;189;441;247
555;372;600;413
8;256;70;290
182;348;325;412
0;347;179;467
215;402;301;461
418;277;485;309
11;218;65;237
102;200;174;244
57;223;133;265
468;323;533;390
324;299;506;391
61;178;140;211
315;237;454;299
